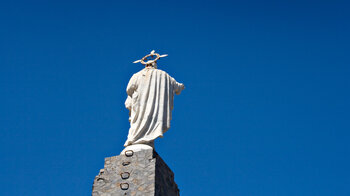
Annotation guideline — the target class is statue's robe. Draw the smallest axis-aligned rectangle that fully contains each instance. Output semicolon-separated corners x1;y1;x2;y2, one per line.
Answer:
124;67;184;147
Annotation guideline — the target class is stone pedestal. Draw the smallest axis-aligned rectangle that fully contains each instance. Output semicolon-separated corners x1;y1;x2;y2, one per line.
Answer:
92;149;179;196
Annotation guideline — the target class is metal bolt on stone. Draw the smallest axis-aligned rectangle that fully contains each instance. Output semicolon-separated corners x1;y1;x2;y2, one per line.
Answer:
120;172;130;179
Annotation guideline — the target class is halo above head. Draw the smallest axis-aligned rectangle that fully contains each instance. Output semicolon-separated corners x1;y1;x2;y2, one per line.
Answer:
133;50;168;65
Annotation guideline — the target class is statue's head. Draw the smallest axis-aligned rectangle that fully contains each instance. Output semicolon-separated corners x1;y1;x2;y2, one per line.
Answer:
146;62;157;69
133;50;167;69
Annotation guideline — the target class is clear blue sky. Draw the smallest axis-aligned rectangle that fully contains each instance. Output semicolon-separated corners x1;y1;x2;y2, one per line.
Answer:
1;1;349;195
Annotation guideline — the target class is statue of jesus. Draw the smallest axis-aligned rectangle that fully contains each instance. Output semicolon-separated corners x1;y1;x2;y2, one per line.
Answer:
123;50;184;150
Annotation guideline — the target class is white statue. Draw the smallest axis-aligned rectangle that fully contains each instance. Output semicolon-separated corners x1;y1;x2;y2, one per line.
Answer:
123;50;184;151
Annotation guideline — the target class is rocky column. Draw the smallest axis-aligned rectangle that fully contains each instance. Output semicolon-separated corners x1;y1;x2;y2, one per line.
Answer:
92;149;179;196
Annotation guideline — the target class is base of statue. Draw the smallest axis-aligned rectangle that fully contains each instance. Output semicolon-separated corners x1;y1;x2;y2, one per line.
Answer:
92;148;179;196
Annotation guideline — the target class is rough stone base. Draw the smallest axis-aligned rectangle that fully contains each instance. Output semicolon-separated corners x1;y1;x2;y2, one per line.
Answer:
92;149;179;196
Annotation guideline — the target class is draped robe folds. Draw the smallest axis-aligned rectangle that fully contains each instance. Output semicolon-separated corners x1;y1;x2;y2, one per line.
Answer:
124;67;184;147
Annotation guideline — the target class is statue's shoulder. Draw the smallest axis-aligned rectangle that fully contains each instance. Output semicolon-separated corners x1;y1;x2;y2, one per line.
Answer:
131;69;146;77
133;68;170;77
154;69;170;76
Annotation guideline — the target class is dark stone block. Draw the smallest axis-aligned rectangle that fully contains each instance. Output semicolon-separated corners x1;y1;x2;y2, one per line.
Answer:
92;149;179;196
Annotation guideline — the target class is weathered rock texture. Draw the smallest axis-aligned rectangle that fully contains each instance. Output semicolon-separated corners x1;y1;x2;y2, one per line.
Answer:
92;149;179;196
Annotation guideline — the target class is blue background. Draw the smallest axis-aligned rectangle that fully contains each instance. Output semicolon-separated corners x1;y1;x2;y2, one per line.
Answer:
1;0;349;195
